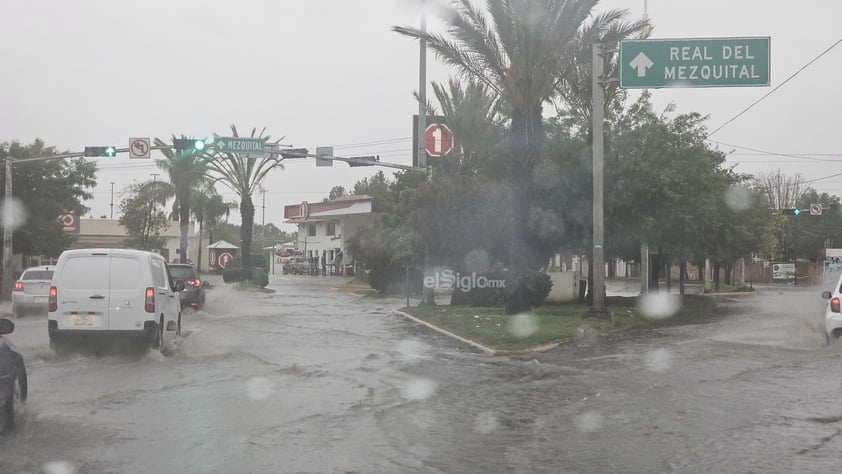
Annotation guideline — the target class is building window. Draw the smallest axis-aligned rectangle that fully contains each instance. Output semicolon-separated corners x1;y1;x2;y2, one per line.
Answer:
308;224;316;237
327;222;336;236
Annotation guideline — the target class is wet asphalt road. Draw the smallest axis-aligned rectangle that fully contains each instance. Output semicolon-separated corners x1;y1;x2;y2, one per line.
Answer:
1;276;841;473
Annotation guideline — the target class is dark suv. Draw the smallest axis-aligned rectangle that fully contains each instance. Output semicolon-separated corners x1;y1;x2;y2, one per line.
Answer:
168;263;207;310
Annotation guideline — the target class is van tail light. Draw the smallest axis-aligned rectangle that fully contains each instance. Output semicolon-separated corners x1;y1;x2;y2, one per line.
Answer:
832;297;840;313
145;287;155;313
193;279;201;288
48;286;57;312
14;281;23;291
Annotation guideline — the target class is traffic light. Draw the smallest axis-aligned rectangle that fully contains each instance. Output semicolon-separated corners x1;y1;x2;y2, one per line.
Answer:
84;146;118;157
172;139;207;153
348;155;379;167
782;208;802;215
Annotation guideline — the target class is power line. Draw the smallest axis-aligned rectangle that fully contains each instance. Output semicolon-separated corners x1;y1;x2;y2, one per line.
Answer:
707;36;842;137
710;139;842;162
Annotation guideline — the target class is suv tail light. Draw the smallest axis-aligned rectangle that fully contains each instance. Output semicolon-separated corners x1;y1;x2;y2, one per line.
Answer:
14;281;23;291
192;279;201;288
832;297;840;313
48;286;57;312
145;287;155;313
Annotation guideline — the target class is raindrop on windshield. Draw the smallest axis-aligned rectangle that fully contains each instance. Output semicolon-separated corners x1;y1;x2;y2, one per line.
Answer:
724;184;752;211
508;313;539;338
638;292;681;320
2;198;27;230
401;377;437;401
41;461;75;474
574;410;603;433
246;377;274;400
644;348;673;372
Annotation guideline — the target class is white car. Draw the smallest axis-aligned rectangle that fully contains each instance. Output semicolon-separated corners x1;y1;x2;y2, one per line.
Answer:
822;277;842;343
47;249;184;352
11;266;54;317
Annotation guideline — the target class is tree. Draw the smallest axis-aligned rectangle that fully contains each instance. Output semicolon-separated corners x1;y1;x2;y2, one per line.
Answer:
191;183;236;272
205;125;284;272
327;186;347;201
119;181;171;251
0;140;97;260
154;135;213;264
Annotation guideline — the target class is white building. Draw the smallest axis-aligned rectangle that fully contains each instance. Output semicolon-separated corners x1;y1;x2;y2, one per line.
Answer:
283;195;375;270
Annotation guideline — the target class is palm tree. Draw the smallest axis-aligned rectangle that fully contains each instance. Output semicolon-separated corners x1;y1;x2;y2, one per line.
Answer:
395;1;649;311
205;125;283;272
191;183;236;273
154;135;213;264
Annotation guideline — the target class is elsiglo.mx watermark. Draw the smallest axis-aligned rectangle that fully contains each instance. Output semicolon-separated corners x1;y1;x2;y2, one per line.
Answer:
424;270;506;292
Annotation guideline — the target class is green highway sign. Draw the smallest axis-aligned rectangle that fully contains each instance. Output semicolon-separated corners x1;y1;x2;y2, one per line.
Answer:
619;37;770;89
213;136;265;153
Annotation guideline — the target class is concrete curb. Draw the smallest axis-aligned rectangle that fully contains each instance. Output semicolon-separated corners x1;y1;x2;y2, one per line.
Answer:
393;310;570;356
702;290;760;297
393;310;495;355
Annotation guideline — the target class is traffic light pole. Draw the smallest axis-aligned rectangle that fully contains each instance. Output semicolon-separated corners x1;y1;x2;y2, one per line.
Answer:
0;144;183;301
591;43;608;316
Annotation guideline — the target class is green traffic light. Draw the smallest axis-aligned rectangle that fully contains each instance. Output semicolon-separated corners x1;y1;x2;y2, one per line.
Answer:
194;140;206;151
793;209;801;215
104;146;117;157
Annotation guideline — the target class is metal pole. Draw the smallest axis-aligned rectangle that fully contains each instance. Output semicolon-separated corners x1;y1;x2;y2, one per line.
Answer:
1;158;13;301
110;182;115;219
592;43;606;313
417;0;427;169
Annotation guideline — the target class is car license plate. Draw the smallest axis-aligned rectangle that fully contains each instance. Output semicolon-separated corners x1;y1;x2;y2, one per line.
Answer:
34;296;47;303
72;314;95;326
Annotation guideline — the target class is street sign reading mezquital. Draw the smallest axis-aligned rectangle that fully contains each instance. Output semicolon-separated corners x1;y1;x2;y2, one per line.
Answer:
620;37;770;88
213;136;265;153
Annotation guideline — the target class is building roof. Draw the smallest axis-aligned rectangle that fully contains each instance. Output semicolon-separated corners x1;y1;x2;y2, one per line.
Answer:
283;194;374;224
208;240;239;249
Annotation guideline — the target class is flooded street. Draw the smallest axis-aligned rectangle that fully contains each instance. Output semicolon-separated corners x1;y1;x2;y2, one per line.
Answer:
2;276;841;473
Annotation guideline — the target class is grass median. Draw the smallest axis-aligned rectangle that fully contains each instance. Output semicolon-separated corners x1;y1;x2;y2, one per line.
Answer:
400;295;721;352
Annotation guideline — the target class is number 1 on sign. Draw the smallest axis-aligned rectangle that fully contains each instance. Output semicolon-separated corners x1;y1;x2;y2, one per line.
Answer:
432;127;442;154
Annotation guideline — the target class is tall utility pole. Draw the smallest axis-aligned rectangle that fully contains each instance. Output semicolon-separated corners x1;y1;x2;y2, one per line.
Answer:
110;182;115;219
417;0;435;306
591;43;607;314
1;158;14;302
639;0;651;295
262;189;267;238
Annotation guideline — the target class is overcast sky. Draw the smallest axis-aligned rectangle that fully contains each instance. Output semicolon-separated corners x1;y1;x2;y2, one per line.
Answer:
1;0;840;233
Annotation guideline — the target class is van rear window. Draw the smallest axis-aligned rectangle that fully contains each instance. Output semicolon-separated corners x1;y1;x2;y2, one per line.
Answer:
110;257;142;290
61;257;109;290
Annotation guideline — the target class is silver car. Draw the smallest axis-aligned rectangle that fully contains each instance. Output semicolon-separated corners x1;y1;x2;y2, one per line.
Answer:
11;266;54;317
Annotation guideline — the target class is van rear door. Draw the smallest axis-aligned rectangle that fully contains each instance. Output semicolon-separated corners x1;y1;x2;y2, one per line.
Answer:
108;254;148;331
54;253;110;330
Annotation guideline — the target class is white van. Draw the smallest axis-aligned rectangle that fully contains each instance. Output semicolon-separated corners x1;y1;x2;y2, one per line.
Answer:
48;249;184;352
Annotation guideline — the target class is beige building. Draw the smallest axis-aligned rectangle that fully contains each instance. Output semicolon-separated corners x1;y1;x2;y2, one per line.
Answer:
66;218;209;264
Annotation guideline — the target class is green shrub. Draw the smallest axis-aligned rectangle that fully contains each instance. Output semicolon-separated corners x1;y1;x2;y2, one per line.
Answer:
523;271;553;307
249;268;269;288
222;267;242;283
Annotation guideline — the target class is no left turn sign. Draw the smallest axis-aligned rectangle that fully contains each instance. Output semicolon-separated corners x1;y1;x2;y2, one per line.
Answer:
129;137;151;159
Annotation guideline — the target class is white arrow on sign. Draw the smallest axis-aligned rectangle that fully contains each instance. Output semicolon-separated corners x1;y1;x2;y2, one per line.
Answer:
629;52;654;77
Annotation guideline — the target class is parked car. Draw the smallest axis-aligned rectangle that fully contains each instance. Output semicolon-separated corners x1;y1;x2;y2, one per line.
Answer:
167;263;207;310
11;265;55;317
822;274;842;343
48;249;184;353
0;318;27;432
283;256;311;275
